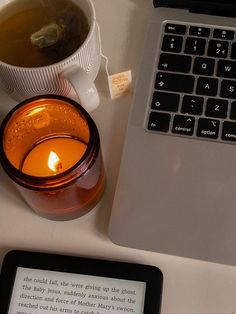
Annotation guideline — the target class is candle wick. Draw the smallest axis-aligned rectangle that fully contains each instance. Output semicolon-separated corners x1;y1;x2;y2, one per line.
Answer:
56;162;63;172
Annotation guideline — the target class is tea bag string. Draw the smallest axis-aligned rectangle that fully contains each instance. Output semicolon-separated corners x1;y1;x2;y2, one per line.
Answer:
96;21;110;77
96;21;132;100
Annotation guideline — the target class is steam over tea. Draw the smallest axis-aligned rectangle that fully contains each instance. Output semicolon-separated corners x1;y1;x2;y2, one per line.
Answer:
0;0;90;67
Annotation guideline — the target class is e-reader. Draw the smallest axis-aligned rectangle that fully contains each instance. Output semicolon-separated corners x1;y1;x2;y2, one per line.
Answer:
0;250;163;314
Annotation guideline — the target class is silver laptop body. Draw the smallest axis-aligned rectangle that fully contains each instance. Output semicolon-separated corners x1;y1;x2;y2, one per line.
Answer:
109;0;236;266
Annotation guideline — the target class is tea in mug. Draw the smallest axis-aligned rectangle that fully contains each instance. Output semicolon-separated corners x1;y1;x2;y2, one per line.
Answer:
0;0;90;67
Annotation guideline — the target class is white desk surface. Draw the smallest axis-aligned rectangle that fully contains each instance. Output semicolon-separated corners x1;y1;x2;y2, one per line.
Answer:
1;1;236;314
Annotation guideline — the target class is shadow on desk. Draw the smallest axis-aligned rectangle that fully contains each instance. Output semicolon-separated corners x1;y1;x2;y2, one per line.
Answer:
0;247;10;268
0;167;21;203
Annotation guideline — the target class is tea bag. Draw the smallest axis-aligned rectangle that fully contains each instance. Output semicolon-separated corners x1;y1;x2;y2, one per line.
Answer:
30;19;66;48
30;8;89;61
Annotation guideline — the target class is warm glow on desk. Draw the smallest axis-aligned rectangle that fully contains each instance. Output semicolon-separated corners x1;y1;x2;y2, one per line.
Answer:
21;137;87;177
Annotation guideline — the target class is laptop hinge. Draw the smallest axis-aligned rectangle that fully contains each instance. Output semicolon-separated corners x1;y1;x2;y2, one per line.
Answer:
153;1;236;18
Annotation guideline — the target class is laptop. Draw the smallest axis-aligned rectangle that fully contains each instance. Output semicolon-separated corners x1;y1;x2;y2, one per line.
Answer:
108;0;236;266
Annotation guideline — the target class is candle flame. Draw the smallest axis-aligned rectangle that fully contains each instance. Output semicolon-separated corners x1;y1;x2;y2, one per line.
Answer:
48;151;61;173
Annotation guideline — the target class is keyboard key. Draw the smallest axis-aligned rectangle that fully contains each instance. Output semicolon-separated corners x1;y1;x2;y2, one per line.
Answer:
231;43;236;59
193;57;215;76
207;40;228;58
222;121;236;141
172;115;195;136
165;23;187;34
189;26;210;37
161;35;183;52
197;118;219;139
220;80;236;99
155;72;195;93
213;28;234;40
217;60;236;79
184;37;206;55
148;22;236;144
196;77;218;96
151;91;179;111
205;98;228;118
230;101;236;120
158;53;192;73
148;112;171;132
181;95;204;115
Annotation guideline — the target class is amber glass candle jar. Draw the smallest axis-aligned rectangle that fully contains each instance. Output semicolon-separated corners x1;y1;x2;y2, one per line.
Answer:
0;95;105;220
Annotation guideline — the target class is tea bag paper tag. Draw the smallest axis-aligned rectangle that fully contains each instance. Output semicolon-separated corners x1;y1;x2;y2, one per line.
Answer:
99;38;132;99
108;70;132;99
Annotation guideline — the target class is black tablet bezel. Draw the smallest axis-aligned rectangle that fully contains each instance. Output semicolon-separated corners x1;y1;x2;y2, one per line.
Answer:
0;250;163;314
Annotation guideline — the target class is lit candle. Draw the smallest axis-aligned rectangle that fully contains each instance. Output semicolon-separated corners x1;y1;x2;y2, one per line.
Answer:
21;137;87;176
0;95;105;220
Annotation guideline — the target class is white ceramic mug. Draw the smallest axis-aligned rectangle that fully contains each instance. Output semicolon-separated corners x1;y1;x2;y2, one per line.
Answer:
0;0;101;112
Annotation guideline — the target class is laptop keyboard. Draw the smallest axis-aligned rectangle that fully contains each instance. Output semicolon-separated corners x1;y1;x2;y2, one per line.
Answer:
146;22;236;143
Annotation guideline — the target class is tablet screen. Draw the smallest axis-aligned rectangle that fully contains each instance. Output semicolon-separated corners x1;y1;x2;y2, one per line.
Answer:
8;267;146;314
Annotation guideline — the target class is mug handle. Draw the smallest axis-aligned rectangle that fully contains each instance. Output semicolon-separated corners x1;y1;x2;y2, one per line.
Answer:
61;64;100;112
